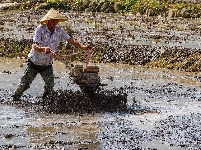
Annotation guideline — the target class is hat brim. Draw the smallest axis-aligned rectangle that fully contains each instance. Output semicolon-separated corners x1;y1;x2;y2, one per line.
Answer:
40;18;67;24
40;8;67;24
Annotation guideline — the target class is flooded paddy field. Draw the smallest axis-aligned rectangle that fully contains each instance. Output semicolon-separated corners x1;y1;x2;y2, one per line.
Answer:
1;9;201;69
0;8;201;150
1;10;201;49
1;58;201;149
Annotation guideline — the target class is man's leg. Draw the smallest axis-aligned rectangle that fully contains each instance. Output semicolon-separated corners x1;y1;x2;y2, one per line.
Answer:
13;65;38;101
40;66;54;99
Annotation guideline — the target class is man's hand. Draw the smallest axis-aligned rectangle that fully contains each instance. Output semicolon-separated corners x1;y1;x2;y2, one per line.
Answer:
44;47;52;54
81;45;92;50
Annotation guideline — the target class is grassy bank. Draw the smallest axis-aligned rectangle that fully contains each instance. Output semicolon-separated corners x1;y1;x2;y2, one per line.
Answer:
1;0;201;18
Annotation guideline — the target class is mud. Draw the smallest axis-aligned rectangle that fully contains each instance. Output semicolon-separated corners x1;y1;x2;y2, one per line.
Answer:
1;58;201;149
0;10;201;71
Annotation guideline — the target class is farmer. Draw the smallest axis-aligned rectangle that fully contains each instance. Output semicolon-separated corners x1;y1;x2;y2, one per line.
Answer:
13;8;90;101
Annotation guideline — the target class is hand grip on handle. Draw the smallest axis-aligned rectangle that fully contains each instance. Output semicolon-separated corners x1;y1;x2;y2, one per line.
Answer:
49;49;62;61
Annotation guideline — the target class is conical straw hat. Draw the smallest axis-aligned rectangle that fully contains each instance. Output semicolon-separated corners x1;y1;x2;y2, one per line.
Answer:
40;8;67;24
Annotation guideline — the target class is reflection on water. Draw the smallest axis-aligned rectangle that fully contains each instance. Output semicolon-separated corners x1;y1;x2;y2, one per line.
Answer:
0;104;30;148
26;113;100;149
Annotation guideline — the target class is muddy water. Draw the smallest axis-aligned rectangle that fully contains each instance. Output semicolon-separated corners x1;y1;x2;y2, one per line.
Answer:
1;58;201;149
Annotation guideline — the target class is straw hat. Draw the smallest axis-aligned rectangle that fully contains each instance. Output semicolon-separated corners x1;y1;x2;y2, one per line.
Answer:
40;8;67;24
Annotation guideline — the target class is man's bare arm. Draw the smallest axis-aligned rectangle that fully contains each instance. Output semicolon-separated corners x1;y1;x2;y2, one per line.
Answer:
67;38;89;50
32;42;51;54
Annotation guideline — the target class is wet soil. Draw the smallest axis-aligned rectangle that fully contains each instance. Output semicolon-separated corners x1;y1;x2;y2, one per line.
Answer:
0;9;201;70
1;58;201;149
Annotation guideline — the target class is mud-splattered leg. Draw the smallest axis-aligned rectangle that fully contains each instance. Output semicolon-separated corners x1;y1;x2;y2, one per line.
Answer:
13;65;38;101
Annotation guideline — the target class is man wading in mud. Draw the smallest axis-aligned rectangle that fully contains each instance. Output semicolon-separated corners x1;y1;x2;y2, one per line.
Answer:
12;8;91;101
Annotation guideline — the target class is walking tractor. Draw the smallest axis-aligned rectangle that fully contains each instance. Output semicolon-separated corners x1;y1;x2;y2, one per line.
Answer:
52;47;107;94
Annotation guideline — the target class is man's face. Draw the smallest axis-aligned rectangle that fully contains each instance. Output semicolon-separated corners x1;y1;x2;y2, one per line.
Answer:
48;19;59;28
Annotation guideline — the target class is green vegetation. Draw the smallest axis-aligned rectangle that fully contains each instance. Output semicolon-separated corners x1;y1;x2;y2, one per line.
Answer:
2;0;200;18
130;0;167;15
0;38;32;58
44;0;200;17
45;0;71;10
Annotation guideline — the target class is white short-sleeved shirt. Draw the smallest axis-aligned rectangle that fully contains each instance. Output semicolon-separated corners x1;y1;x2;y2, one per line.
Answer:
28;24;70;66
